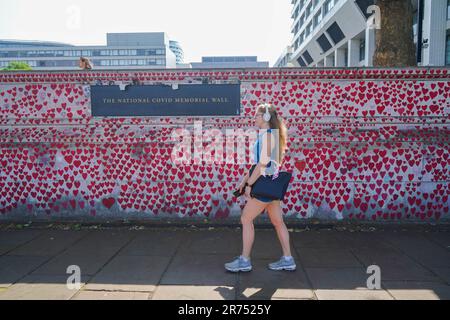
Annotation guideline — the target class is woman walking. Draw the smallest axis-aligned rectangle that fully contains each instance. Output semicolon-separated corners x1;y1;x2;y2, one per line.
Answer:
225;103;296;272
79;56;93;70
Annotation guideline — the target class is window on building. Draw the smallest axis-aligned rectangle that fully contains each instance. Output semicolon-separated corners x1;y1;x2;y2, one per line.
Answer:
448;0;450;20
413;11;418;40
313;10;322;28
317;34;332;52
326;22;345;44
306;22;312;37
299;0;305;10
446;34;450;65
8;51;19;57
305;3;312;17
300;13;305;27
294;6;299;20
294;39;298;51
297;57;308;67
323;0;333;16
302;50;313;64
359;39;365;62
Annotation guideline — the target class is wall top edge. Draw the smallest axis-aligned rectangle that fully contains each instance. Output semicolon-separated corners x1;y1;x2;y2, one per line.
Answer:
0;67;449;82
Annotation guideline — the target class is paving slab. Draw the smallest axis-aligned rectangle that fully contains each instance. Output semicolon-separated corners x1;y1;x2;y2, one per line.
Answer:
297;247;363;268
31;251;117;276
304;267;373;290
382;281;450;300
160;253;238;286
177;229;241;255
7;230;88;257
237;259;314;300
380;232;450;268
314;289;394;300
249;230;299;259
350;247;441;281
291;230;344;249
152;285;235;300
119;230;185;256
72;290;150;300
0;230;44;255
427;267;450;285
85;255;171;292
333;231;396;250
423;232;450;249
65;230;134;255
0;255;49;287
0;275;89;300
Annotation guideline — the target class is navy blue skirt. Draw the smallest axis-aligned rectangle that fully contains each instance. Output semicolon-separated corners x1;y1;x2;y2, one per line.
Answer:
254;195;273;203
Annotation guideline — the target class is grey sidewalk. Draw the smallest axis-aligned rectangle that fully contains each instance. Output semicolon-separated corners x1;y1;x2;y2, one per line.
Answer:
0;225;449;300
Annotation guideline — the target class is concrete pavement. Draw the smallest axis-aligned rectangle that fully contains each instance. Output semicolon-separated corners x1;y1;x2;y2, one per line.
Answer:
0;224;449;300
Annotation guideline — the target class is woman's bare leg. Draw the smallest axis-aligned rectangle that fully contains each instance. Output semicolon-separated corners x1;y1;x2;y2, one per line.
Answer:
240;198;269;259
266;200;292;257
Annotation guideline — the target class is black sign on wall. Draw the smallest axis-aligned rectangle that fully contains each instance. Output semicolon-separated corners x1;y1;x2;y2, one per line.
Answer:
90;84;241;117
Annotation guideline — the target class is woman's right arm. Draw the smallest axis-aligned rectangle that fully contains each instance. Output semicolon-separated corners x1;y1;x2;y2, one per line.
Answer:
238;172;250;192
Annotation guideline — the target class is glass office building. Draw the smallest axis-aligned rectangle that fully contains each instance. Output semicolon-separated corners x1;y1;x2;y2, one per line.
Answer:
0;32;181;70
191;56;269;68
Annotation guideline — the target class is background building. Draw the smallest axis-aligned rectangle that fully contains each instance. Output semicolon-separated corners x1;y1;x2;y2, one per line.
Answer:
191;56;269;68
274;45;294;67
169;40;184;65
0;32;182;70
284;0;450;67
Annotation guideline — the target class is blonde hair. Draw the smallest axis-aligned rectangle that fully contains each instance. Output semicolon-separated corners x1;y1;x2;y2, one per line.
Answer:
80;56;93;69
257;103;288;165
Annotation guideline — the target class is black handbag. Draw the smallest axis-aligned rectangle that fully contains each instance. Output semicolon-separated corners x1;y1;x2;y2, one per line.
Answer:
248;164;292;201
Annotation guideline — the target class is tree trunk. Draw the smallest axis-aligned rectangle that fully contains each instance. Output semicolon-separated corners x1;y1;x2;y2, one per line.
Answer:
373;0;416;67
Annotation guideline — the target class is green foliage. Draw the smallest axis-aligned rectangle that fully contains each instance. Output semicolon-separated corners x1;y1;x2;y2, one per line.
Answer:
2;61;32;71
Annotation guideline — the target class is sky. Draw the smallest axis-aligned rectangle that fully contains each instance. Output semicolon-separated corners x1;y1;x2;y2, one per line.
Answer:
0;0;293;66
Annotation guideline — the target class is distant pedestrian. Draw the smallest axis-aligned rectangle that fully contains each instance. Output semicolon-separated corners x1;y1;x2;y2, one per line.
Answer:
79;57;93;70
